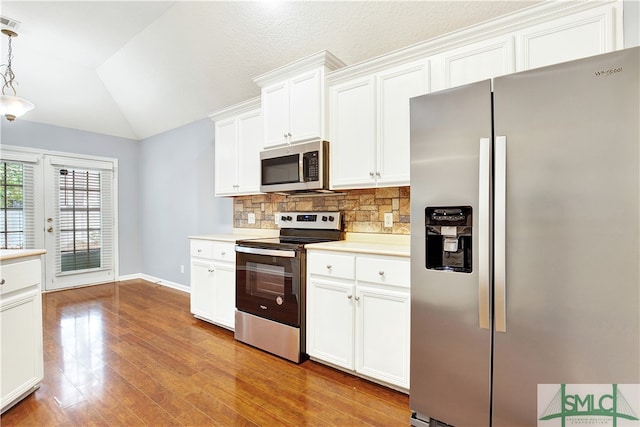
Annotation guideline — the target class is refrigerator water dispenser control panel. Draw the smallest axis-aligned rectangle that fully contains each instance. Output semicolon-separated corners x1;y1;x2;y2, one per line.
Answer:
425;206;472;273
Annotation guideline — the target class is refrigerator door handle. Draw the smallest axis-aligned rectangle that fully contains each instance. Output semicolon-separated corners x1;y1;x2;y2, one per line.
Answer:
495;135;507;333
478;137;491;330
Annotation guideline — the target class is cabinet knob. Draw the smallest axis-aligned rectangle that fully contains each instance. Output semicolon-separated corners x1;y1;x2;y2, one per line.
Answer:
355;296;360;301
326;265;332;269
208;268;214;273
47;227;54;233
283;132;288;138
347;294;352;299
0;278;5;285
376;171;381;177
197;249;202;253
378;271;385;276
369;171;374;177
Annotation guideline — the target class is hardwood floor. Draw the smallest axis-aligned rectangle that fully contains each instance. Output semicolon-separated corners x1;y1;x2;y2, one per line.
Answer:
1;279;410;426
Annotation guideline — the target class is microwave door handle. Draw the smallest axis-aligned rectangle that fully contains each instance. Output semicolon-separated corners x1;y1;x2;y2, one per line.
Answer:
300;155;306;183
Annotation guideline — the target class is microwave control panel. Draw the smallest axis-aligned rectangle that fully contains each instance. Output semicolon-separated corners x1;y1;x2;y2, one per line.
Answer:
303;151;319;182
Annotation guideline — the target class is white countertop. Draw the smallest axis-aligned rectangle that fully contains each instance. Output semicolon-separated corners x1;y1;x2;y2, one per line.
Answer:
189;230;410;257
189;228;279;243
306;233;410;257
0;249;47;261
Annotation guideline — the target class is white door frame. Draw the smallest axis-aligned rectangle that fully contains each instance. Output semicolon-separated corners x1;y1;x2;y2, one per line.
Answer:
1;146;119;291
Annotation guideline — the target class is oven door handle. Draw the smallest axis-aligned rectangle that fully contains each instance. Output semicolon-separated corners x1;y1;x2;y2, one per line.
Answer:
235;246;297;258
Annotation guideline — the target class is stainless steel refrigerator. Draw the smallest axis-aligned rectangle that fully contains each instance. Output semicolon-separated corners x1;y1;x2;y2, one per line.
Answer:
409;46;639;426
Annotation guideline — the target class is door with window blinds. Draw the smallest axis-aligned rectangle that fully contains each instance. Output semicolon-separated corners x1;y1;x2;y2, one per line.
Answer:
44;156;115;291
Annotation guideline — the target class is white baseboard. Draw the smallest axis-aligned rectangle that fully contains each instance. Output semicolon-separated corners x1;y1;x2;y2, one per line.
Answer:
118;273;190;294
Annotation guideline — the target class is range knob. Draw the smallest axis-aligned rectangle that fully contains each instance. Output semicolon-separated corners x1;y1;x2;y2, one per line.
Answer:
328;216;335;222
285;215;292;221
322;216;328;221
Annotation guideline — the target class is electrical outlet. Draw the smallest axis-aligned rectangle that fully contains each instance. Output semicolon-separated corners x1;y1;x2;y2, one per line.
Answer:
180;264;184;274
384;212;393;228
248;212;256;224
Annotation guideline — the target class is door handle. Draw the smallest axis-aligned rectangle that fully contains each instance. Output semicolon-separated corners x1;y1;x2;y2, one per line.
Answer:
478;137;491;330
494;135;507;333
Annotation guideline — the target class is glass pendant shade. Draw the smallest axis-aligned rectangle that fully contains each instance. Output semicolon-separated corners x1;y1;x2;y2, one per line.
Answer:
0;94;34;121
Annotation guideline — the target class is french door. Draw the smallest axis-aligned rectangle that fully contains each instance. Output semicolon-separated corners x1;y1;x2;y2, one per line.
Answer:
43;155;116;291
1;148;118;291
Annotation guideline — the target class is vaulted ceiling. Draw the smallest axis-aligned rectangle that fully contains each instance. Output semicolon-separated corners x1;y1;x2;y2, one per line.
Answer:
1;1;538;140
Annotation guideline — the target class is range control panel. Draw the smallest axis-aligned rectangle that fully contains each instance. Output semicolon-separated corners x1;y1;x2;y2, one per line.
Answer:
276;211;341;230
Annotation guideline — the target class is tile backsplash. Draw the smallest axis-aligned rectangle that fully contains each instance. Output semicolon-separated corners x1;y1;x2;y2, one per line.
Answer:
234;187;410;234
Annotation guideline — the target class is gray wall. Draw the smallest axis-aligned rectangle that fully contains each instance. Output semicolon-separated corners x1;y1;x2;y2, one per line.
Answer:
1;118;233;287
1;120;141;276
138;118;233;286
624;0;639;48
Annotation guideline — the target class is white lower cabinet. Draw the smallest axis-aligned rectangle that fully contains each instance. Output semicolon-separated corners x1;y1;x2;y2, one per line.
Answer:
356;284;410;388
1;254;44;414
307;250;410;390
190;239;236;330
307;278;354;369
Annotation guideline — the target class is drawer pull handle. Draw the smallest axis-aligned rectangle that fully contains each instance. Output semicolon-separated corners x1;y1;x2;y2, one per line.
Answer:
378;271;384;276
0;279;5;285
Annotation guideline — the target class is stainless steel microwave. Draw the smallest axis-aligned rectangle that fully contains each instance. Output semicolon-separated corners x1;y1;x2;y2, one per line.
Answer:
260;140;330;193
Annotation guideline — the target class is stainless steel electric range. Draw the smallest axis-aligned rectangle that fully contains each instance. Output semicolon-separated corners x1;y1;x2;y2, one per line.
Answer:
234;211;343;363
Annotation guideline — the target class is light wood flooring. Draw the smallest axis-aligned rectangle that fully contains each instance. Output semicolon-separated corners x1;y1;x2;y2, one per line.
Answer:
1;279;410;426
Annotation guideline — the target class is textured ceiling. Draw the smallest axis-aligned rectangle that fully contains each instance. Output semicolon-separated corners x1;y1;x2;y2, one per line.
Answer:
1;1;538;140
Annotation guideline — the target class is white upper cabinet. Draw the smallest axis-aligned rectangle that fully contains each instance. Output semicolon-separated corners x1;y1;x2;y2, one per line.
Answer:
329;60;428;189
376;62;429;186
210;97;263;197
430;35;515;92
430;1;621;91
254;51;345;149
515;3;621;71
329;76;376;189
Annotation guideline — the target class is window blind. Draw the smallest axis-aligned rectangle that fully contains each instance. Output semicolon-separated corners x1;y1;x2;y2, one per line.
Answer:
53;166;113;275
0;160;36;249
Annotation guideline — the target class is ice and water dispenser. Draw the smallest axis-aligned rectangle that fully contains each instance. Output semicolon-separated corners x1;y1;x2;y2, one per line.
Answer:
425;206;472;273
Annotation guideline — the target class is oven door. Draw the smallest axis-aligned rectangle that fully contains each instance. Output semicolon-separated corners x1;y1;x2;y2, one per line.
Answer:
235;246;302;327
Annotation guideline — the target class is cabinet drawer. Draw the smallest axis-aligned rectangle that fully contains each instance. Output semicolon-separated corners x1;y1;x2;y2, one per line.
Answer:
190;240;214;258
308;252;355;280
356;256;410;288
0;259;41;295
211;242;236;262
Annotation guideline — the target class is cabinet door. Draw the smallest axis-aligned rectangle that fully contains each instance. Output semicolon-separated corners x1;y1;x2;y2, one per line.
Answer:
214;118;239;196
262;81;290;148
355;285;410;389
329;76;376;189
289;69;322;143
376;61;429;187
306;278;355;369
1;292;43;408
516;4;617;71
212;263;236;330
236;109;263;195
430;35;515;92
190;260;215;321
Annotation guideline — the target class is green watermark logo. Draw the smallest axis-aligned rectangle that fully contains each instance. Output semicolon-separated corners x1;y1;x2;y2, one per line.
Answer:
538;384;639;426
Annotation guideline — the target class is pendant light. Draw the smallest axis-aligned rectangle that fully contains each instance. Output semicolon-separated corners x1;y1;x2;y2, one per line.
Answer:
1;29;34;121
